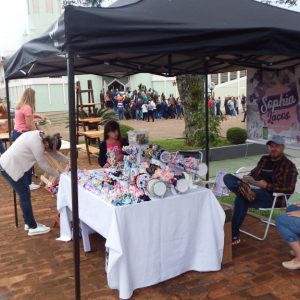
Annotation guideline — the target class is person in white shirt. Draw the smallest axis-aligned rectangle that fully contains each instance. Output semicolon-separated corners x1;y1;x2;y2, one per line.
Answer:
147;100;156;122
142;102;148;121
0;131;68;236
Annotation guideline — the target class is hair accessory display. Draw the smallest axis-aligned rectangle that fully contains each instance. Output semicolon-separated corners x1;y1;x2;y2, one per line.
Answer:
123;145;139;164
147;179;167;198
107;150;117;167
143;145;165;160
136;173;150;189
175;178;189;194
146;164;159;176
152;168;175;183
73;146;205;206
160;151;172;163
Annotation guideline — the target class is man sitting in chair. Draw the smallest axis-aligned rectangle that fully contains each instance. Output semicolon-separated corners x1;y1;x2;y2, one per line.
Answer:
223;135;298;245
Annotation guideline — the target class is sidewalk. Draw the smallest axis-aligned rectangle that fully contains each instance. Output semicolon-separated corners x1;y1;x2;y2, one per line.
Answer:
209;155;261;178
209;151;300;179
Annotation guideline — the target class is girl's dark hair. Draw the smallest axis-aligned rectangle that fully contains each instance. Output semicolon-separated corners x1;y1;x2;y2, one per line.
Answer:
104;120;121;141
41;132;62;151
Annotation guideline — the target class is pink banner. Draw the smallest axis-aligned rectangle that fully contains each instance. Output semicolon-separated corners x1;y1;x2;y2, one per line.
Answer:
247;67;300;147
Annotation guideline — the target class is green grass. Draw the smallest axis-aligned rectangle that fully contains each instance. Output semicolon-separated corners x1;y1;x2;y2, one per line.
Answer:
150;139;198;152
211;137;230;147
150;137;229;153
120;124;134;139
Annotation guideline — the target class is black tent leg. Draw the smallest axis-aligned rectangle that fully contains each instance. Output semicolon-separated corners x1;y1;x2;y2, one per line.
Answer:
5;79;18;228
13;191;18;227
204;71;210;181
67;51;81;300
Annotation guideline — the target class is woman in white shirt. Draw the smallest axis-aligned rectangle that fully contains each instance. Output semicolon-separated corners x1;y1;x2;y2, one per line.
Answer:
0;131;68;236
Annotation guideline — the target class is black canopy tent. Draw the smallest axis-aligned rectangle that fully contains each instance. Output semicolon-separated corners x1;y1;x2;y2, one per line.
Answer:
4;0;300;298
5;0;300;79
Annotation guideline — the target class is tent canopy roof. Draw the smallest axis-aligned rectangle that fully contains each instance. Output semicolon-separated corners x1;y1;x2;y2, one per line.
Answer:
4;0;300;80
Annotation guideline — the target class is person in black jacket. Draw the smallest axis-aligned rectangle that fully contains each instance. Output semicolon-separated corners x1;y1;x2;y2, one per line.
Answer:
98;121;128;167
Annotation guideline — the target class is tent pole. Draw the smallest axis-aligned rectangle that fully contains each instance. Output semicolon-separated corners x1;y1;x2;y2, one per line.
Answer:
67;51;81;300
204;64;210;181
5;79;18;228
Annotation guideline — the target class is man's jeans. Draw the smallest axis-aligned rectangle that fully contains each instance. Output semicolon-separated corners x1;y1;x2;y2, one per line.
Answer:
0;167;37;228
118;108;124;120
276;205;300;243
12;130;32;185
223;174;273;238
136;109;143;120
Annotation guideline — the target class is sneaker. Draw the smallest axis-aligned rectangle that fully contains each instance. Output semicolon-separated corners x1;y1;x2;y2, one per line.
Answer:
28;224;51;236
282;259;300;270
24;223;47;231
29;183;41;191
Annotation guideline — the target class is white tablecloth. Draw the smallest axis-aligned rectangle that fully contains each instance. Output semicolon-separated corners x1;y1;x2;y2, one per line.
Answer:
57;174;225;299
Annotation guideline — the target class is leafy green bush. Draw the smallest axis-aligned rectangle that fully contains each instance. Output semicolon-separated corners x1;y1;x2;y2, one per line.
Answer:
79;108;117;122
226;127;247;145
120;124;134;139
185;100;225;147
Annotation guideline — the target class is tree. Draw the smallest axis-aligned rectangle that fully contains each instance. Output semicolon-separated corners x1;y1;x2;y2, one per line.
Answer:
176;75;224;147
63;0;104;7
176;75;203;145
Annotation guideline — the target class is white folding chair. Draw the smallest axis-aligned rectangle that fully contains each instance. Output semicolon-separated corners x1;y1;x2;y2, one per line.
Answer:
240;193;288;241
235;166;255;178
236;166;289;241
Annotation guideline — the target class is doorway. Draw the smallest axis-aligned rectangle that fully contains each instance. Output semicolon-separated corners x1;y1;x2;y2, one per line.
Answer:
108;80;125;92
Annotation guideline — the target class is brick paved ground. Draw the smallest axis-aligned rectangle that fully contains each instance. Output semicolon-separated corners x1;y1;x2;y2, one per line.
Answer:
0;153;299;300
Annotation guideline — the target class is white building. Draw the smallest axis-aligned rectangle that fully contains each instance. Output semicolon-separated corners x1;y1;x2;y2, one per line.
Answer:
209;70;247;99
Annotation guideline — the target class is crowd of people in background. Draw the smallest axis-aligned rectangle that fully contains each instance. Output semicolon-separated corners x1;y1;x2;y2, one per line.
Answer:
208;94;247;122
100;86;247;123
101;87;183;122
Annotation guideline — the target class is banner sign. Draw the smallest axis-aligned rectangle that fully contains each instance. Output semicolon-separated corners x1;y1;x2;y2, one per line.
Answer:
247;67;300;148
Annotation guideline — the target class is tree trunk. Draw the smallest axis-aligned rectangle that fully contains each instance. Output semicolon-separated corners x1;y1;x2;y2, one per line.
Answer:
176;74;204;145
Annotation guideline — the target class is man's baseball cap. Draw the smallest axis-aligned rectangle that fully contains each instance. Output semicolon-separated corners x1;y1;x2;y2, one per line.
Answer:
266;135;285;146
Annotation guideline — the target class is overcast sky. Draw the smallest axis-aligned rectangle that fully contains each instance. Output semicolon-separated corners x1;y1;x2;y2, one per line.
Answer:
0;0;300;55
